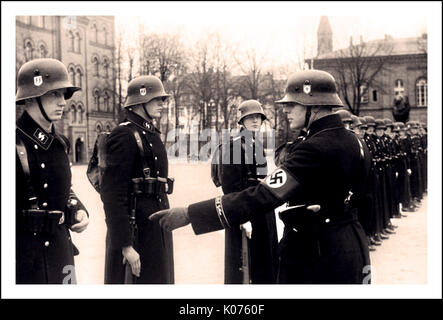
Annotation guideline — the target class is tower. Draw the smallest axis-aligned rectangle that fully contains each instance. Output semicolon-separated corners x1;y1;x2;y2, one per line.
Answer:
317;16;333;56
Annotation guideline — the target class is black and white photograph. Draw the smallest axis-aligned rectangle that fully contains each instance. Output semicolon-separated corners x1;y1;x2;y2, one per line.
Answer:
1;1;442;302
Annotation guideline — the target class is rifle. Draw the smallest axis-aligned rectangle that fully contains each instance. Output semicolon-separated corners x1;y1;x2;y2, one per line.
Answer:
240;228;251;284
124;169;149;284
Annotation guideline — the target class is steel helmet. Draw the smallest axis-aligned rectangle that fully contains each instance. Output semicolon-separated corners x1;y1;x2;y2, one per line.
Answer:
124;75;170;108
275;70;344;108
364;116;376;127
16;58;80;104
383;118;394;128
237;99;267;124
375;119;386;129
335;109;353;123
350;114;362;128
358;117;368;129
393;122;404;132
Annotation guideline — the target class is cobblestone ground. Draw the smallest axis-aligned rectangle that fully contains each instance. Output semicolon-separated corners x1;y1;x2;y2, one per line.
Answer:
71;163;427;285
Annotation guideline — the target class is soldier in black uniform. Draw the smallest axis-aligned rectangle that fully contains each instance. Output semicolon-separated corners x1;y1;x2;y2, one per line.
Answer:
406;121;423;206
362;116;384;245
221;100;278;284
335;109;353;130
101;75;174;284
374;119;395;237
151;70;372;284
393;122;413;214
16;58;89;284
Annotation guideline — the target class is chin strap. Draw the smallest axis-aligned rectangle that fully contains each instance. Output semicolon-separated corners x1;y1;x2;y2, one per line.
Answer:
36;97;52;123
304;106;312;130
142;103;153;121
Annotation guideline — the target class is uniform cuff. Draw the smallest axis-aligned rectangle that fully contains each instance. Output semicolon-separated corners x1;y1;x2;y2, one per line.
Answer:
188;198;224;235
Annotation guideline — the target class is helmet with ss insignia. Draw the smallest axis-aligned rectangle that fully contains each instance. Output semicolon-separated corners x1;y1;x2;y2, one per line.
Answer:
237;99;267;124
124;75;170;108
275;70;344;108
16;58;80;104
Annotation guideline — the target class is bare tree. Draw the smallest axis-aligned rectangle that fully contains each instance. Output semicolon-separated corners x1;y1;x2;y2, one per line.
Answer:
139;32;187;141
234;47;268;101
332;36;394;115
187;37;216;133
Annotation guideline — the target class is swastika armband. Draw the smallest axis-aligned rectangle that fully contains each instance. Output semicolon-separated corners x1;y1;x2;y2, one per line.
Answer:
260;166;300;201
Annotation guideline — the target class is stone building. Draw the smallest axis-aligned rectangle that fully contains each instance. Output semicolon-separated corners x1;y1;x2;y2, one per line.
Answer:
16;16;117;164
310;16;427;123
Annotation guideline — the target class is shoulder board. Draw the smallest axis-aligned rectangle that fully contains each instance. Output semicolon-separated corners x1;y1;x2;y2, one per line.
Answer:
119;121;131;126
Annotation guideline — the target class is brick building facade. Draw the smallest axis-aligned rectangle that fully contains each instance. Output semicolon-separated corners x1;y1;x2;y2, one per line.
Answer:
310;16;427;123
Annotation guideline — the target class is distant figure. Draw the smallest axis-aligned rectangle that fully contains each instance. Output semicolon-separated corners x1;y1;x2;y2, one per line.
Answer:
392;93;410;123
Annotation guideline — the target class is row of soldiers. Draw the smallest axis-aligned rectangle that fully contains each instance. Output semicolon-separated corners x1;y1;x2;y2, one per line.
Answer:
336;110;427;251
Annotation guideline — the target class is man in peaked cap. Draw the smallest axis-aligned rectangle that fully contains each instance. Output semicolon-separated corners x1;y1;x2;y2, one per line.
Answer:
101;75;175;284
150;70;372;284
16;58;89;284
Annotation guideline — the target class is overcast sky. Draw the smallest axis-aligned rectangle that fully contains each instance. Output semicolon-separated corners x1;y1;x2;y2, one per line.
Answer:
112;1;433;71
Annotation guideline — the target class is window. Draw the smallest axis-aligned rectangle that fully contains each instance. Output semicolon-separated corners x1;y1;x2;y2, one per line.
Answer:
92;56;99;77
372;90;378;102
68;66;75;86
360;84;369;103
39;43;48;58
103;58;109;78
24;40;33;61
78;105;84;124
92;23;98;42
96;123;103;133
416;78;427;107
75;67;83;88
70;104;77;124
93;89;100;111
105;123;112;132
74;32;81;53
394;79;405;97
102;27;108;45
104;91;110;111
68;31;75;51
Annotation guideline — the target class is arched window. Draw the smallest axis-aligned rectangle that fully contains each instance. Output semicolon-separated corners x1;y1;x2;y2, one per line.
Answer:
93;88;100;111
102;26;108;45
75;67;83;88
74;31;81;53
92;23;98;42
70;104;77;124
105;123;112;132
39;43;48;58
92;56;100;77
24;39;34;61
68;30;75;52
104;91;110;111
78;104;84;124
68;66;75;86
102;57;109;78
416;78;427;107
96;122;103;133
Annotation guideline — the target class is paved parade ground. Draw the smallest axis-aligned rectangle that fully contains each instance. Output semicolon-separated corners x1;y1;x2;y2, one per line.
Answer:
71;162;427;285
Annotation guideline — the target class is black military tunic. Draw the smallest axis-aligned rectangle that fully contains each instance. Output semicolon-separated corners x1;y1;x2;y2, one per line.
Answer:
187;114;371;284
101;111;174;284
221;131;278;284
16;111;87;284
